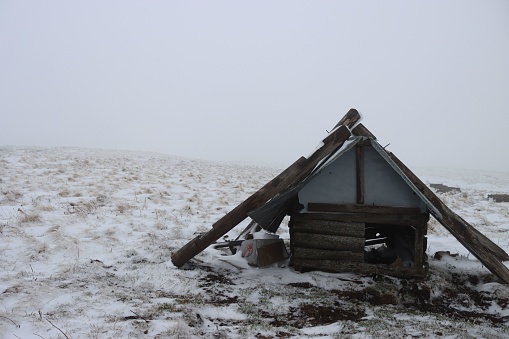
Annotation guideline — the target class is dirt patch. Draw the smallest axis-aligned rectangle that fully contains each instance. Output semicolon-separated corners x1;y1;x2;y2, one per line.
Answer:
334;287;398;306
240;329;296;339
210;294;239;305
197;271;239;306
195;266;508;332
199;272;236;287
298;303;365;324
399;278;507;325
329;276;508;325
287;282;314;289
265;302;365;329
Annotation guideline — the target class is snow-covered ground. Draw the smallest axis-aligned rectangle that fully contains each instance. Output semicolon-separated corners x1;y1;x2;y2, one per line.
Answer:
1;146;508;338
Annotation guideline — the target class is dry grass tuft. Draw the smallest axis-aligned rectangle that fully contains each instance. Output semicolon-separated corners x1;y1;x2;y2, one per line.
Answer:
20;212;42;223
58;189;70;197
38;204;55;212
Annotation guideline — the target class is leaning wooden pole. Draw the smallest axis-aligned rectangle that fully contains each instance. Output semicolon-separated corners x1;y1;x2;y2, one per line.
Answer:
171;109;361;268
387;152;509;284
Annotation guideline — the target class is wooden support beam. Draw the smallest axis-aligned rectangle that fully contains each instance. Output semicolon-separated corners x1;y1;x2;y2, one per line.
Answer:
365;238;389;246
356;145;365;204
293;218;364;237
171;109;361;268
297;211;429;226
386;151;509;284
308;203;422;215
336;123;509;283
333;108;362;130
352;123;377;139
171;156;305;267
413;223;425;269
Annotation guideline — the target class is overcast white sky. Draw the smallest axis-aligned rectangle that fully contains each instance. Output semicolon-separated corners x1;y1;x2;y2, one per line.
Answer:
1;1;508;172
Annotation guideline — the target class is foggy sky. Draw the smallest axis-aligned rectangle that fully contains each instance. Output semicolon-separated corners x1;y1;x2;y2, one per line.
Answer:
1;1;508;172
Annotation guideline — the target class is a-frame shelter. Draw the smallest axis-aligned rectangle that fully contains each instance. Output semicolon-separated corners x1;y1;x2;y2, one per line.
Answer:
171;109;509;284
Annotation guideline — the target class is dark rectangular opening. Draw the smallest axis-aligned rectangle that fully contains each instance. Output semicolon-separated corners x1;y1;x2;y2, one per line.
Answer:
364;223;416;267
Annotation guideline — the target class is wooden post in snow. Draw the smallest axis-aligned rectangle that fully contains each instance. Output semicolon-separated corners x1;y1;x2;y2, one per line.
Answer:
171;109;361;268
387;151;509;284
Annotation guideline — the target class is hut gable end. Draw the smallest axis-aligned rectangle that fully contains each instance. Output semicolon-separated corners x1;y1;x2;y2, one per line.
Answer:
298;143;426;213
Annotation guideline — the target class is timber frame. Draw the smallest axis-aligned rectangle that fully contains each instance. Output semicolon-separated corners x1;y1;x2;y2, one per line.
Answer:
171;109;509;284
290;208;429;278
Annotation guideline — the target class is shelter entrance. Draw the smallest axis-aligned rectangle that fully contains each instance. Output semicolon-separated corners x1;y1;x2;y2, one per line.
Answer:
364;223;416;267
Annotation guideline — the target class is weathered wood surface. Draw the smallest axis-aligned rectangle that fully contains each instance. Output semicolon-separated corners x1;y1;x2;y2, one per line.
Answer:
297;211;429;227
308;203;422;215
257;240;288;267
356;145;365;204
171;109;361;268
294;259;427;278
333;109;363;130
293;218;365;237
352;123;377;139
293;248;364;262
386;151;509;284
413;225;426;269
293;233;364;252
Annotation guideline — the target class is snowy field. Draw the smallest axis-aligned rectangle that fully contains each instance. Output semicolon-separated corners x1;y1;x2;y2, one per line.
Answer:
1;146;509;338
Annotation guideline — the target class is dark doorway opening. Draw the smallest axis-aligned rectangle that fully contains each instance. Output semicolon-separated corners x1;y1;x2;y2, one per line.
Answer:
364;224;416;267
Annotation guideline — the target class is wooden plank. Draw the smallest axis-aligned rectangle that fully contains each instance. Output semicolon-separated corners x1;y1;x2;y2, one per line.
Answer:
308;203;422;215
292;218;364;238
293;247;364;262
297;212;429;226
365;238;389;246
352;123;377;139
333;109;363;129
313;109;363;173
171;109;361;268
293;233;364;252
386;151;509;284
414;226;425;269
356;145;365;205
294;259;427;279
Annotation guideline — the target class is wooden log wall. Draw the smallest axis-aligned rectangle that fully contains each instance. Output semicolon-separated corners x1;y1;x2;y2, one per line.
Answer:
291;211;429;278
304;206;429;226
291;215;365;270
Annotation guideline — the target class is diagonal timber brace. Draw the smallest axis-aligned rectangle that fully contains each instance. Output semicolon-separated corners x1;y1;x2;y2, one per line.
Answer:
170;109;361;268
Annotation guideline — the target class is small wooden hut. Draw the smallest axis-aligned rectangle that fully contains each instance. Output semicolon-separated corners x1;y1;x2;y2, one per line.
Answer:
171;109;509;283
248;136;430;278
